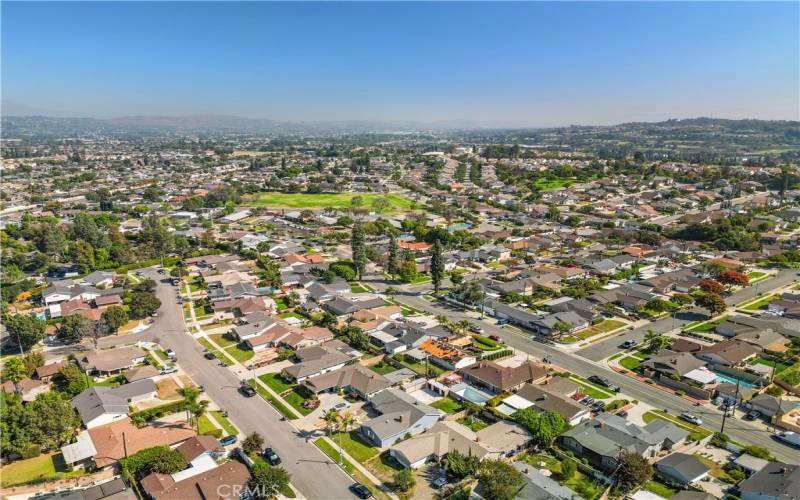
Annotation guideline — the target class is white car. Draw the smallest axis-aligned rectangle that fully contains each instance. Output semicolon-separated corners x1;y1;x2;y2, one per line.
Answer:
774;431;800;447
165;348;176;358
679;413;703;425
159;366;178;375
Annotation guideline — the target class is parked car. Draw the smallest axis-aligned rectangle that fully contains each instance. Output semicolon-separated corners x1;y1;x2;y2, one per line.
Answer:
239;385;257;397
774;431;800;447
496;319;509;326
488;335;501;342
745;409;761;421
616;410;628;418
159;366;178;375
432;477;448;489
204;351;216;360
165;348;176;358
591;401;606;412
263;447;281;465
620;340;637;349
349;483;372;499
219;435;238;446
334;402;349;411
580;397;595;406
469;324;484;334
679;413;703;425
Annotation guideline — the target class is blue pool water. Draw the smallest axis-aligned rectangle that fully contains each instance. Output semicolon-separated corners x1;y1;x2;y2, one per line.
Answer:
447;223;472;231
454;387;491;405
714;372;756;389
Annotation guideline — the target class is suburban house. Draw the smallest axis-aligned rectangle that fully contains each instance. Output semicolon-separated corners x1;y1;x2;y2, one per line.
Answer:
1;377;48;401
557;413;689;473
360;388;444;447
529;311;589;336
694;339;759;367
389;420;531;469
459;360;548;394
655;453;710;486
141;435;225;494
738;462;799;500
78;346;147;376
513;461;575;500
282;340;360;382
496;380;590;425
34;360;69;384
302;364;392;399
143;461;250;500
641;350;708;379
62;417;195;469
72;380;157;428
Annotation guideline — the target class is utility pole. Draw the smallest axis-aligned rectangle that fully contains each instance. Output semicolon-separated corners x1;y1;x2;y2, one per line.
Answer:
720;376;741;434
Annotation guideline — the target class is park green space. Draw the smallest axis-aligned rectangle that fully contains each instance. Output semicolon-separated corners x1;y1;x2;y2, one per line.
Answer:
246;192;413;210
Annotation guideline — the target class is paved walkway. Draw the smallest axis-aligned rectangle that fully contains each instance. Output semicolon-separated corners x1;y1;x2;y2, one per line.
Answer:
319;436;399;500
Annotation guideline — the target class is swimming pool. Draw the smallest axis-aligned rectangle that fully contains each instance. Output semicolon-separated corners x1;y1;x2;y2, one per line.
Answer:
714;372;756;389
451;385;492;405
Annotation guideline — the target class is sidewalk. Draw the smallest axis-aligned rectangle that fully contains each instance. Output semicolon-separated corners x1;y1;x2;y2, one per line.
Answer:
319;436;399;500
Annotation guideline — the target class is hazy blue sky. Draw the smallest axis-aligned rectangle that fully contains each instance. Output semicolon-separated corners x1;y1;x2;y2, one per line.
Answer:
2;1;798;126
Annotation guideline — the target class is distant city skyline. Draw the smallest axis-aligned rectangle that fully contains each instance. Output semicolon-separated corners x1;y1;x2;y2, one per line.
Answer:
2;1;798;126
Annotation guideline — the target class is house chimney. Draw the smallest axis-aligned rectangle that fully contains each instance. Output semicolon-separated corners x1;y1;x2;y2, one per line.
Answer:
398;415;404;423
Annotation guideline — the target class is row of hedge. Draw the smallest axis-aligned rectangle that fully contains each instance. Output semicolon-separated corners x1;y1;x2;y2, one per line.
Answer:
130;400;187;426
480;349;513;361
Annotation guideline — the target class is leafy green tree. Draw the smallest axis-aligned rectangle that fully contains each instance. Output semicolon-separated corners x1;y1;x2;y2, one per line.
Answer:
340;326;370;351
2;357;29;394
249;461;291;499
430;239;445;293
329;261;357;281
0;392;33;455
26;391;81;450
644;330;671;353
553;320;572;338
394;468;416;492
387;234;400;278
696;292;726;318
21;351;44;375
3;314;46;352
351;222;367;280
477;460;525;500
445;449;481;480
560;459;577;480
57;315;94;344
120;445;188;478
128;291;161;319
101;306;128;334
57;363;90;396
398;257;419;283
242;432;265;455
513;408;569;448
615;451;653;493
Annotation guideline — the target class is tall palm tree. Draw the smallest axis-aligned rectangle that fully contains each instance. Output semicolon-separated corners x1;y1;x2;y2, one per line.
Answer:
337;412;356;466
321;409;340;437
455;320;471;335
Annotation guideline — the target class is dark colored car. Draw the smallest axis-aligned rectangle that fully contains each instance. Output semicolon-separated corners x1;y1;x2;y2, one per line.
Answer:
204;351;216;360
263;447;281;465
219;435;238;446
350;483;372;499
239;385;256;397
620;340;637;349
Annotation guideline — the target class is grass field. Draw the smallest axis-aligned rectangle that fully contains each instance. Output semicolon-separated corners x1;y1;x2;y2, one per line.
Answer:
329;431;379;463
367;361;397;375
431;397;463;414
248;379;298;420
620;357;642;370
283;388;314;416
740;294;778;311
198;414;220;436
246;192;414;211
570;376;614;399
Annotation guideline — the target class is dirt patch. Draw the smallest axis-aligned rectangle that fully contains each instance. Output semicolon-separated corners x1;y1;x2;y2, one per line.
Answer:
178;375;197;389
117;320;141;335
156;378;183;400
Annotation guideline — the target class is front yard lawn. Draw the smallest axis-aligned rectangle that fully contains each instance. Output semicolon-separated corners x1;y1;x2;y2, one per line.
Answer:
224;344;254;363
740;294;778;311
247;379;298;420
278;311;305;321
431;397;463;414
329;430;379;463
570;376;614;399
259;373;294;394
750;357;790;374
593;319;626;333
283;388;314;416
350;285;369;294
211;410;238;436
620;357;642;370
209;333;238;348
314;439;390;500
198;414;221;436
518;453;601;499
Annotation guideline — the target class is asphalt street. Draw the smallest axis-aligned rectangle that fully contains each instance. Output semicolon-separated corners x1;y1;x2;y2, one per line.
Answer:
98;268;356;500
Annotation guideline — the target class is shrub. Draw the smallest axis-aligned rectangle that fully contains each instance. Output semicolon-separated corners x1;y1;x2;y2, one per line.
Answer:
21;444;41;459
710;432;729;448
129;400;187;426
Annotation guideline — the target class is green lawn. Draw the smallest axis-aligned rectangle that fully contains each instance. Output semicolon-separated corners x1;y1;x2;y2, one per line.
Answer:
198;338;235;365
278;311;305;321
458;415;489;432
685;316;727;333
283;388;314;416
570;376;614;399
329;431;379;463
620;357;642;370
431;397;463;414
740;294;778;311
224;344;255;363
593;319;626;333
211;411;238;436
645;480;677;498
259;373;294;394
274;298;288;311
198;414;221;436
534;178;575;191
314;439;389;500
518;453;601;500
209;333;238;348
154;349;169;361
350;285;369;294
1;453;86;487
393;355;445;376
247;192;414;211
247;379;298;420
367;361;397;375
750;357;790;374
